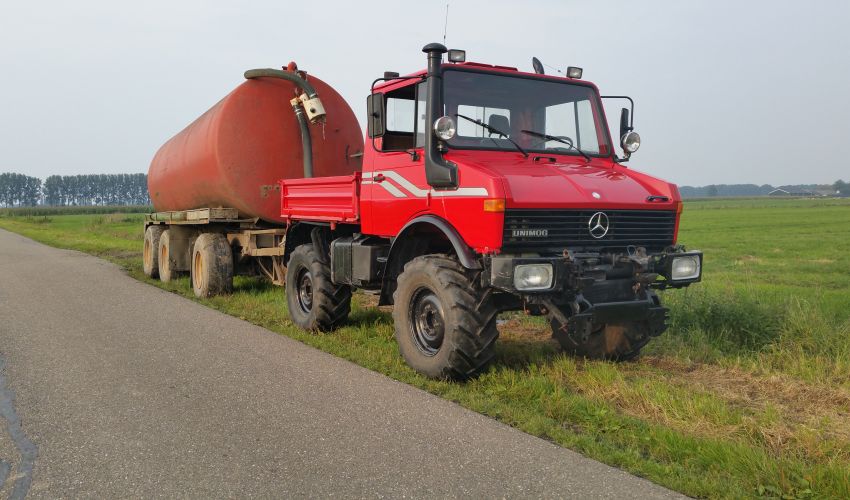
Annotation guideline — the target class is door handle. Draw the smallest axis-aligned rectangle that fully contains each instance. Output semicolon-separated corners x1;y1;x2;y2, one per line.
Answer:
373;174;386;182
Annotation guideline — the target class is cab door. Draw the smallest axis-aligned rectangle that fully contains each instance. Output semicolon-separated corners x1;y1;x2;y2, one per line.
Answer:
363;81;431;237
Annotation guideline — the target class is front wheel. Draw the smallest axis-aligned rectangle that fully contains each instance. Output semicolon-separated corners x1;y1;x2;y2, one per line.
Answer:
285;243;351;331
393;256;499;380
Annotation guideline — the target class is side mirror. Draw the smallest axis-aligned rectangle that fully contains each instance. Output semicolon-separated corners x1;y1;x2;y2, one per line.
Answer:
366;94;385;138
602;96;637;163
619;107;631;139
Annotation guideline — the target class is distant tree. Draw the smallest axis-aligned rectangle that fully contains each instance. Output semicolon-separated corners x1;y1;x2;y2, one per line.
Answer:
834;179;849;196
706;185;719;197
0;173;9;206
0;172;41;207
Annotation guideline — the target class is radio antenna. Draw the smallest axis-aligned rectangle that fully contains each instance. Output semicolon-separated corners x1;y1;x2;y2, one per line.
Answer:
543;62;564;74
442;3;450;45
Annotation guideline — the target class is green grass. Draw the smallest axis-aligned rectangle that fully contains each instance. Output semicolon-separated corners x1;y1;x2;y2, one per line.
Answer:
2;198;849;499
0;205;151;217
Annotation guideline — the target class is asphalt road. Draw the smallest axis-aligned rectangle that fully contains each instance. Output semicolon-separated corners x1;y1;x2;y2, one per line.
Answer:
0;229;683;498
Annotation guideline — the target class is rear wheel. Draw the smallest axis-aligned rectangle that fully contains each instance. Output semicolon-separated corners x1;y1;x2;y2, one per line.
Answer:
285;243;351;331
192;233;233;297
143;225;164;278
157;229;178;282
393;255;499;380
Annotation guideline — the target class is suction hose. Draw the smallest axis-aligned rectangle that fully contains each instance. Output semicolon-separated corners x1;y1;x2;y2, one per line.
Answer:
244;68;317;178
244;68;319;98
291;101;313;178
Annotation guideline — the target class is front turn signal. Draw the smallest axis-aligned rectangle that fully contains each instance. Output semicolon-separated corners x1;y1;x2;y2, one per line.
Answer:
483;199;505;212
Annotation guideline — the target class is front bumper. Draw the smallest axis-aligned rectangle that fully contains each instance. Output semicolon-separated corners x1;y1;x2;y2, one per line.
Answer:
487;247;703;295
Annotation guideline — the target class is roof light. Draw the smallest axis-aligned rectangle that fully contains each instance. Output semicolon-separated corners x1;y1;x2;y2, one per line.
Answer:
566;66;583;79
448;49;466;63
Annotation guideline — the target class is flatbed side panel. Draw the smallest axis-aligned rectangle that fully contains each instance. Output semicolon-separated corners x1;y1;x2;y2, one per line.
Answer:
280;173;361;223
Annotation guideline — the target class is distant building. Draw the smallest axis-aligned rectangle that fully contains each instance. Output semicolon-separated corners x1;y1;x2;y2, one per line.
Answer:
768;188;823;197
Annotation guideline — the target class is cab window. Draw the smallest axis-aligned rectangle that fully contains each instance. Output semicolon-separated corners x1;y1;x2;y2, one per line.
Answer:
382;81;427;151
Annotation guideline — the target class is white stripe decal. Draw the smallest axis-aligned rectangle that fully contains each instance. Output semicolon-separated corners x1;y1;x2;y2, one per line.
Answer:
376;171;429;197
364;170;489;198
431;188;489;197
361;179;406;198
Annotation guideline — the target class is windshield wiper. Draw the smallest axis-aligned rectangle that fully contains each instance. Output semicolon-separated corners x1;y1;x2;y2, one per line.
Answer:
520;129;591;161
455;113;528;158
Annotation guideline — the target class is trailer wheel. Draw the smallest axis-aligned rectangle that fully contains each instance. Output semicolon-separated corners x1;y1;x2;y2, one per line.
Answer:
191;233;233;297
143;225;164;278
157;229;178;282
550;319;651;361
393;255;499;380
285;243;351;331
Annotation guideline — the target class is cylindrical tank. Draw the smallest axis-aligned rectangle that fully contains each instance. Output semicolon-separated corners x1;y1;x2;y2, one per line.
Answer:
148;72;363;224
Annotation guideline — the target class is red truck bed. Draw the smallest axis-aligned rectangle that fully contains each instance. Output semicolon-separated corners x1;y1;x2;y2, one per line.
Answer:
279;173;361;223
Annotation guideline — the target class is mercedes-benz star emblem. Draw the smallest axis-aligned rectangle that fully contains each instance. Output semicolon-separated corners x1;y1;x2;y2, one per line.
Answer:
588;212;609;239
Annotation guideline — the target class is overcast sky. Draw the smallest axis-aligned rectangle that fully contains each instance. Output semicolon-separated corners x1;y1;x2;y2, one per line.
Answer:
1;0;848;186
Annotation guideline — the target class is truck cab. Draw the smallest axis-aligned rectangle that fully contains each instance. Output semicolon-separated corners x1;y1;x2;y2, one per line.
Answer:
320;43;700;378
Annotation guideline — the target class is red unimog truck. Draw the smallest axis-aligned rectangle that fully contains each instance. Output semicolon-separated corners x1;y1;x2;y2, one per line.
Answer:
144;43;702;379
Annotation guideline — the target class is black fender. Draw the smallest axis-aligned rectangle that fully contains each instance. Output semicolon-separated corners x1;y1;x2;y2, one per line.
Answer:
394;215;480;270
379;215;481;305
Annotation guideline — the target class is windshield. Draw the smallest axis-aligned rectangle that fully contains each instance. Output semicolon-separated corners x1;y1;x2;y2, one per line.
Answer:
443;69;611;157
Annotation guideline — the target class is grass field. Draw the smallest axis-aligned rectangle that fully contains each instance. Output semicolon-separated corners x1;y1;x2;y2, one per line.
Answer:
2;198;849;499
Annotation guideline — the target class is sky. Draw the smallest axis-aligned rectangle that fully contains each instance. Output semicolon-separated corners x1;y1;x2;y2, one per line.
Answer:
0;0;848;187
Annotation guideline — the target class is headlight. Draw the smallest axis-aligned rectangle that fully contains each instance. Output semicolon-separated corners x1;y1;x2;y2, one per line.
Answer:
621;131;641;153
433;115;456;140
670;255;701;281
514;264;553;291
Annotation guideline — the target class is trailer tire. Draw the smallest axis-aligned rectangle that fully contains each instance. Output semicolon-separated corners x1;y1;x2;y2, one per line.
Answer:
393;255;499;380
143;225;164;278
157;229;179;282
285;243;351;331
192;233;233;297
550;319;651;361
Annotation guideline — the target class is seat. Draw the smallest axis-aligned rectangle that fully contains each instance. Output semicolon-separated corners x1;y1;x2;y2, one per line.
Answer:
487;114;510;137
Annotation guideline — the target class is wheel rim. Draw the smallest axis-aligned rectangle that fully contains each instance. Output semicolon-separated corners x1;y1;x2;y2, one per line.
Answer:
159;243;167;272
409;287;445;356
143;238;151;269
296;267;313;314
193;251;204;290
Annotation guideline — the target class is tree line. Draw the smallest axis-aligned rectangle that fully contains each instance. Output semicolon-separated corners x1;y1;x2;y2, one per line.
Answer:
680;180;849;198
0;173;150;207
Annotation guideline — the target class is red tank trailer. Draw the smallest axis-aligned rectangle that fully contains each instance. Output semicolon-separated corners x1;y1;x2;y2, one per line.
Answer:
148;71;363;224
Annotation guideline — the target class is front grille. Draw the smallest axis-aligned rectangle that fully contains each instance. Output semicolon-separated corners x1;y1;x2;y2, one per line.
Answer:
502;209;676;253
